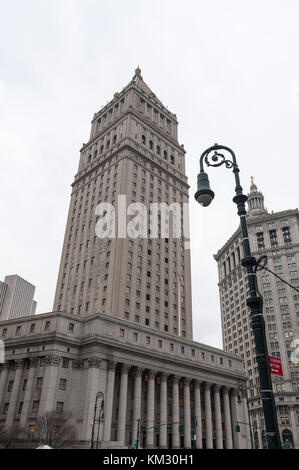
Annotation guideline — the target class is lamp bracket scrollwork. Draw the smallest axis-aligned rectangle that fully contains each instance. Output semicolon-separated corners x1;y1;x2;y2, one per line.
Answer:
204;150;234;169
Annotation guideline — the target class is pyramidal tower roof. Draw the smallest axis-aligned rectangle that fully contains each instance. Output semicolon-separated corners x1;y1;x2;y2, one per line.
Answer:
124;67;164;107
131;66;153;95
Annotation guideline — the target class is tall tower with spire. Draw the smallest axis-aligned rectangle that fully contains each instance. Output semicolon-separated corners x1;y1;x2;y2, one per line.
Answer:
53;68;193;340
247;177;268;217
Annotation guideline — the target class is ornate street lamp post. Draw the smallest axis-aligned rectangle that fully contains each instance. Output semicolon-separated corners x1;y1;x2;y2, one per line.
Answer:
194;144;281;449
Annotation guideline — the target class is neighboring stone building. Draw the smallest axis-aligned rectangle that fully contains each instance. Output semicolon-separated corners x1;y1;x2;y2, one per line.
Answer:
0;69;248;449
0;275;37;322
214;179;299;448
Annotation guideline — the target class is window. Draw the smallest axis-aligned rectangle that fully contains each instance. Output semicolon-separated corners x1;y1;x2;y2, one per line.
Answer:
59;378;67;391
28;424;36;436
44;321;51;331
68;323;74;332
36;377;43;389
256;232;265;250
2;403;9;415
7;380;14;392
282;227;291;245
146;337;151;344
56;401;64;414
269;229;278;247
32;401;39;414
30;324;36;333
120;329;125;337
62;358;69;368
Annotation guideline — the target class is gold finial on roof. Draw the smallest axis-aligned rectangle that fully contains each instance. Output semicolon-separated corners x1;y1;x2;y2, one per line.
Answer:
135;66;141;75
251;176;254;185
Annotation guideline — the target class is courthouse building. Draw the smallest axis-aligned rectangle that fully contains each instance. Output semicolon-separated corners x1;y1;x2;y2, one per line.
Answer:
214;180;299;448
0;69;248;448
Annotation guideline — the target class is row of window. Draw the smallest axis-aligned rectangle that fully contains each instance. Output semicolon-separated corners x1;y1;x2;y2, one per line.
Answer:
6;377;67;393
1;321;52;338
2;400;64;416
257;227;292;250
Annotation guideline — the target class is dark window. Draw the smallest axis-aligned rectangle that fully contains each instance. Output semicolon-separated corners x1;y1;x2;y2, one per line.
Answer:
282;227;291;245
257;232;265;250
269;229;278;247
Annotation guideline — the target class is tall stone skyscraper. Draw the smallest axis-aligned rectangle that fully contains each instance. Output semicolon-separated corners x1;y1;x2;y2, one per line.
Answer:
54;68;193;340
214;180;299;448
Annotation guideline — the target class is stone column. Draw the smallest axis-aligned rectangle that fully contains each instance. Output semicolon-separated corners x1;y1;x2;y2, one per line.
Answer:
183;377;191;449
256;415;263;449
0;363;9;409
239;391;252;449
103;361;116;442
214;385;223;449
145;370;155;449
223;387;233;449
117;363;130;445
5;360;24;429
38;355;61;415
70;359;84;438
172;375;180;449
230;389;240;449
290;406;298;449
204;382;213;449
159;373;168;449
81;356;102;443
19;357;39;428
132;367;142;448
194;380;202;449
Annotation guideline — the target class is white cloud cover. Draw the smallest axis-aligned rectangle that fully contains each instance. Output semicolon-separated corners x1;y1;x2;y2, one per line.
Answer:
0;0;298;348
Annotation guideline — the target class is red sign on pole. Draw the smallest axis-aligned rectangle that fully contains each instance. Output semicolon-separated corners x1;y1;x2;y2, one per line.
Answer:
269;356;283;376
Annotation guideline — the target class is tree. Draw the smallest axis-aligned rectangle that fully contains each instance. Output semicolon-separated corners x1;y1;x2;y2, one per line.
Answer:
31;411;76;448
0;424;25;448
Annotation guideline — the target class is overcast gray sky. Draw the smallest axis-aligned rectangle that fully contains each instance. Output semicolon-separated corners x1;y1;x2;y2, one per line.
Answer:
0;0;298;348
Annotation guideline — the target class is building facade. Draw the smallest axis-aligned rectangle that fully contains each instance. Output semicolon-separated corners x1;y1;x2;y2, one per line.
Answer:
0;311;248;448
0;275;37;322
0;69;249;448
214;180;299;448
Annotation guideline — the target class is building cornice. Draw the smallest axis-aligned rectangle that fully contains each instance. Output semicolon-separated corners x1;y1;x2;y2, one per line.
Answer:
0;311;245;375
